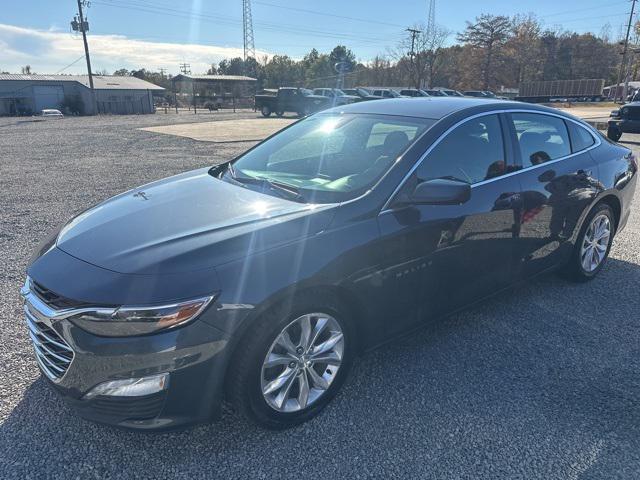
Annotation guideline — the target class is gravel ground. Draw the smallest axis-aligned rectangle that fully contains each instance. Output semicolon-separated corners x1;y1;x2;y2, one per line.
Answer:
1;114;639;479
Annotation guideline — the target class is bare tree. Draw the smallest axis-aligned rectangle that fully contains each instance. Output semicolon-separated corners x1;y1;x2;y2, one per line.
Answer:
458;14;512;89
392;23;450;88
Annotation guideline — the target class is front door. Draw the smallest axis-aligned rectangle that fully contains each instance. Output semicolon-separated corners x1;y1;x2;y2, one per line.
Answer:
377;113;522;333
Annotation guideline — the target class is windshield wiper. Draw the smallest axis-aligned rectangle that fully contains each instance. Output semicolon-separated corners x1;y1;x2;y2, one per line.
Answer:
232;175;306;202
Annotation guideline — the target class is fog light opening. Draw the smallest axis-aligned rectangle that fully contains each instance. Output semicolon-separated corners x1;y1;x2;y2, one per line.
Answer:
83;373;169;400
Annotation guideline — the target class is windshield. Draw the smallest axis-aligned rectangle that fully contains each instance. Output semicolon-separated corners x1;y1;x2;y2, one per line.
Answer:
357;88;371;97
300;88;313;96
334;89;347;96
220;113;434;203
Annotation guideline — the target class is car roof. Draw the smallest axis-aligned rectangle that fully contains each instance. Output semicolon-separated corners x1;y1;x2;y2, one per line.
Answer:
323;97;528;119
321;97;577;121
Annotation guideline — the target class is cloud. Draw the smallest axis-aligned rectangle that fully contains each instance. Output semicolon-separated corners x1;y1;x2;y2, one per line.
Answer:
0;23;268;74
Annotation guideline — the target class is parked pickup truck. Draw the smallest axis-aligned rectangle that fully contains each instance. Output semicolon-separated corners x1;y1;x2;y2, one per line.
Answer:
254;87;330;117
607;102;640;141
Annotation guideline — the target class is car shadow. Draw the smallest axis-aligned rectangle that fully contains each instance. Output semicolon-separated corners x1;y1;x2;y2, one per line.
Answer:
2;257;640;478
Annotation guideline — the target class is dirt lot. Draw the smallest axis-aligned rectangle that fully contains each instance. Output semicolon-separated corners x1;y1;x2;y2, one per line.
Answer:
1;112;639;479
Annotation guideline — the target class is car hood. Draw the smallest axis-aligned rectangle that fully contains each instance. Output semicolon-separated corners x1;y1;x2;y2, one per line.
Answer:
56;168;336;275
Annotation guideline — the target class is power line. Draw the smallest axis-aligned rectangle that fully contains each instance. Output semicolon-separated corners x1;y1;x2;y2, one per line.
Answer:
539;1;629;18
91;0;399;44
252;0;405;29
54;55;86;74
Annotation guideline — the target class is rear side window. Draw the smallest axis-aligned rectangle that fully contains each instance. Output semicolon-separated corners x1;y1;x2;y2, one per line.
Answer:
512;113;571;167
567;121;595;152
417;114;506;184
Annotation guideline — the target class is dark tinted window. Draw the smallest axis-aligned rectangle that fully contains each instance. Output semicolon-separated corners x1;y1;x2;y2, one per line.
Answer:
620;106;640;120
512;113;571;167
417;114;506;184
567;121;595;152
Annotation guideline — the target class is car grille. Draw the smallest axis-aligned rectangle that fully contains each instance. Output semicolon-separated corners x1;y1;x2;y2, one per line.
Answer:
24;305;74;381
30;280;88;310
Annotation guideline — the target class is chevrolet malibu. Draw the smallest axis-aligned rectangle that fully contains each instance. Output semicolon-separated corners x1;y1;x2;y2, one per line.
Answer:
22;98;637;430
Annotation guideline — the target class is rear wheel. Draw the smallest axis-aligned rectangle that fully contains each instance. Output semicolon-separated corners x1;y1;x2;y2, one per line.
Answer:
261;105;272;117
275;110;284;117
607;125;622;141
561;203;615;282
227;293;354;429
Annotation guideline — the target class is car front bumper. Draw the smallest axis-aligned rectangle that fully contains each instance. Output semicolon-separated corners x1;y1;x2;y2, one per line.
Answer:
22;282;232;431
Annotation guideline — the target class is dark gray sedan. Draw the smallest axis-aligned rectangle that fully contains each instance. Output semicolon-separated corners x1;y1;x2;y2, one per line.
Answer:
23;98;637;430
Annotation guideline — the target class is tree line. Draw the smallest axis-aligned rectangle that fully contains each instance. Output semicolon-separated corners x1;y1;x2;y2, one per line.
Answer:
111;13;630;93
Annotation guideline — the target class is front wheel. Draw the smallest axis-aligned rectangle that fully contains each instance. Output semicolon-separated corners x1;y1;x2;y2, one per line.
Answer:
275;110;284;117
261;105;272;117
607;125;622;141
227;293;354;429
561;203;615;282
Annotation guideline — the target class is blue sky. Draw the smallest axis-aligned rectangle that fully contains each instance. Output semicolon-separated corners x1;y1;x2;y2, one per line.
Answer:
0;0;633;75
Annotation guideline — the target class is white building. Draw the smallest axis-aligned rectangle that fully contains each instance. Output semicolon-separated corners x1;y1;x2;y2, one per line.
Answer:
0;74;165;116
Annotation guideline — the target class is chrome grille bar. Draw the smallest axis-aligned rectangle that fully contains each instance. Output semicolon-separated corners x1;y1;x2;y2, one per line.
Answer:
23;302;74;382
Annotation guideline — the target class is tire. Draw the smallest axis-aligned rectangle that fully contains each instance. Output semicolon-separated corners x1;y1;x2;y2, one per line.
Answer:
607;126;622;141
261;105;272;117
275;110;284;117
227;292;355;429
561;203;615;282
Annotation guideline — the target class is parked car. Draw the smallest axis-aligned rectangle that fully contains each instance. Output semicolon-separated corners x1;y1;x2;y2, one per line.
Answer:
464;90;488;98
22;98;637;431
254;87;329;117
312;88;360;105
371;88;405;98
607;102;640;141
399;89;430;97
424;89;447;97
39;109;64;118
435;88;464;97
341;88;381;101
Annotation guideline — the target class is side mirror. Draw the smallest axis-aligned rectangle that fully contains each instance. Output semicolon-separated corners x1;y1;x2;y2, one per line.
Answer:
409;178;471;205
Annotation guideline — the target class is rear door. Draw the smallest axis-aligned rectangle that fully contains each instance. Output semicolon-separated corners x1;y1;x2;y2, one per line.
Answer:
505;112;601;277
377;112;522;328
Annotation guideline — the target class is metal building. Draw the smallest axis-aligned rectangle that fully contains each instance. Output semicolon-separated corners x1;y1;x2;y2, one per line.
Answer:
0;74;164;116
172;74;257;109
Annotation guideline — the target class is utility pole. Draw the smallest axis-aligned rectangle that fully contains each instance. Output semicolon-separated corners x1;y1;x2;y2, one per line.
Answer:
407;28;421;57
179;63;191;75
406;28;422;89
615;0;637;103
159;68;167;77
72;0;96;114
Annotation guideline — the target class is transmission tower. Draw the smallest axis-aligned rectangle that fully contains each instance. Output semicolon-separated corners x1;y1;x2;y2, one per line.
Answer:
243;0;256;62
426;0;435;36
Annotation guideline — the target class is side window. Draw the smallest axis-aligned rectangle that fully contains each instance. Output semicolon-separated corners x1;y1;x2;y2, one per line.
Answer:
512;113;571;167
416;114;506;184
566;121;595;152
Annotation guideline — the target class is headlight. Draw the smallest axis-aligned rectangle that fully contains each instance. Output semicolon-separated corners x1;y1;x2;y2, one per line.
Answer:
69;296;214;337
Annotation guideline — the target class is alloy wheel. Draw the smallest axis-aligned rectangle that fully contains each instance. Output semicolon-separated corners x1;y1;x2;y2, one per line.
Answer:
580;213;611;272
260;313;344;413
